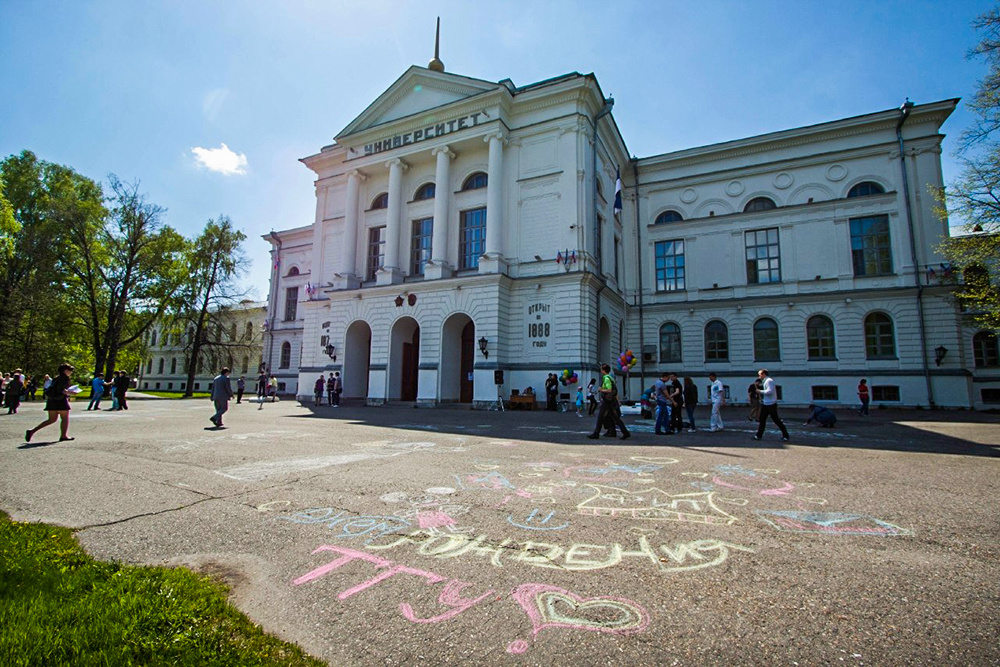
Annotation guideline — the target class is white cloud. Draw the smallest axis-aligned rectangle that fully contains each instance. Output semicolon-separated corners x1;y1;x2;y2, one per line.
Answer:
191;143;248;175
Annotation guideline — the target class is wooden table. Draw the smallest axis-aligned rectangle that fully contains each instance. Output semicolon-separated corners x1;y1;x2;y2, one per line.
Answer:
508;395;536;410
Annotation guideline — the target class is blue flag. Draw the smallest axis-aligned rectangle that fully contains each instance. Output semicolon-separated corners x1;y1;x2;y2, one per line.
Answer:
613;167;622;216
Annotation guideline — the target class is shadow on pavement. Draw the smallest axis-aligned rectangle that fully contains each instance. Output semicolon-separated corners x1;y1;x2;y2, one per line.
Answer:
281;400;1000;458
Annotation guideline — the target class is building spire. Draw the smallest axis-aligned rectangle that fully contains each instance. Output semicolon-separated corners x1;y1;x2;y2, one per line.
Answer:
428;17;445;72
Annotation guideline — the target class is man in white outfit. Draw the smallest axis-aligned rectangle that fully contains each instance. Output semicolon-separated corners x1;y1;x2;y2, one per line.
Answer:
709;372;725;432
753;369;789;442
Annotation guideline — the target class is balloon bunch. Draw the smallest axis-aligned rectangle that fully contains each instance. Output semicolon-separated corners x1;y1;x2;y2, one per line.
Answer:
560;368;579;385
618;350;638;372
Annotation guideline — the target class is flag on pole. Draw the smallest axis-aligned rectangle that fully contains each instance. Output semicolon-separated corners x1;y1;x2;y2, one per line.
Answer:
613;167;623;217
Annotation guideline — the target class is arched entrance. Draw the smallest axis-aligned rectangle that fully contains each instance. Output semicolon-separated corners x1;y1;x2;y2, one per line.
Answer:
343;320;371;398
598;316;611;366
389;316;420;401
441;313;474;403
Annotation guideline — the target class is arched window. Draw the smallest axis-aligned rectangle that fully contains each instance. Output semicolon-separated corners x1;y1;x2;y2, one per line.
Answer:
847;181;885;198
170;358;177;374
241;356;249;374
158;358;164;374
864;313;896;359
230;323;237;341
280;342;291;369
743;197;777;213
973;331;1000;368
370;193;389;209
659;323;682;363
655;210;684;224
806;315;836;360
245;322;254;339
150;330;157;346
705;320;729;361
462;172;488;191
287;266;300;276
414;183;435;200
753;318;780;361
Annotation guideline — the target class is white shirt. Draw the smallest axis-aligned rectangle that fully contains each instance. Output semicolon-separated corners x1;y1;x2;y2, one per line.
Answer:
760;377;778;405
710;379;724;403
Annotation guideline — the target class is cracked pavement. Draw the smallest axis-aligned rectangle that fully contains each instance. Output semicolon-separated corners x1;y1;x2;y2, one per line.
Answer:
2;398;999;665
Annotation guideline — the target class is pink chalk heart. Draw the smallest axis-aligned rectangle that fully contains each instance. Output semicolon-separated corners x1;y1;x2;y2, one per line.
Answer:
511;584;649;637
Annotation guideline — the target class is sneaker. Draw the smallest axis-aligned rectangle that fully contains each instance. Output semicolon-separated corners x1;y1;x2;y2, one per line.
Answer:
24;429;32;443
708;427;717;432
752;435;761;441
587;434;600;440
782;437;789;442
688;428;696;433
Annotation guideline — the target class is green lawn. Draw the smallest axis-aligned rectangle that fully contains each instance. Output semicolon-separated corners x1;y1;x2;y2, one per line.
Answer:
138;390;211;399
0;513;325;666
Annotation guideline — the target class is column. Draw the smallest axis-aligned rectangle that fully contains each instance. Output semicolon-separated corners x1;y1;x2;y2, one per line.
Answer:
425;145;455;280
309;187;328;296
378;158;407;286
334;169;365;290
481;132;507;274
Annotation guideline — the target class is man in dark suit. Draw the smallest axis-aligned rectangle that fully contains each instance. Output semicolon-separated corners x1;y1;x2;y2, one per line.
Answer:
210;367;234;427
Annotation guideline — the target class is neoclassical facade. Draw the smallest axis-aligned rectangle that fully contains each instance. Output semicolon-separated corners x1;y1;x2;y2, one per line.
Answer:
263;62;999;409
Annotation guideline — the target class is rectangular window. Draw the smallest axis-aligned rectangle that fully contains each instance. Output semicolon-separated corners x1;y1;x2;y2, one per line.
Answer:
167;382;173;390
613;236;620;283
850;215;893;276
872;385;900;402
460;208;486;270
283;287;298;321
811;385;839;401
367;226;386;281
194;383;200;391
411;217;433;276
746;228;781;284
982;388;1000;404
654;239;685;292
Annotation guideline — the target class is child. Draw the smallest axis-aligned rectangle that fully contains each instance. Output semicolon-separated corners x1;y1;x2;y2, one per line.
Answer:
575;385;585;417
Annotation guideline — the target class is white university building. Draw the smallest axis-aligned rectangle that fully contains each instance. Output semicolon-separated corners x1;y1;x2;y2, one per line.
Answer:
262;56;1000;409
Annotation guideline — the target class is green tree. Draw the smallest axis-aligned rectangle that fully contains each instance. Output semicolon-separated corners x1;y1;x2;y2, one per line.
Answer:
171;216;248;397
940;7;1000;328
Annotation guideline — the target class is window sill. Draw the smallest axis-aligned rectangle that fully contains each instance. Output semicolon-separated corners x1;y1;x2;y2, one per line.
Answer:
866;356;899;361
807;357;838;362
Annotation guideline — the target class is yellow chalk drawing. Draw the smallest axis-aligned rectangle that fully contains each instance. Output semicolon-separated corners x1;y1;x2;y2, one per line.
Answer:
716;497;749;506
799;497;827;505
365;528;753;574
576;484;739;525
629;456;679;465
681;472;709;478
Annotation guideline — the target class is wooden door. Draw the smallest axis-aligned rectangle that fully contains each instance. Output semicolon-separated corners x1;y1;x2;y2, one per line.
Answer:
460;321;474;403
401;327;420;401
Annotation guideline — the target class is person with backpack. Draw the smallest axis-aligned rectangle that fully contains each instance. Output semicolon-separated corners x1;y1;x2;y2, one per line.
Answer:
588;364;630;440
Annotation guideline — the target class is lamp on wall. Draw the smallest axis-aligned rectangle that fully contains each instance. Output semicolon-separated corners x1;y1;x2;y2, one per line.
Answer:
325;344;337;362
478;336;489;359
934;345;948;366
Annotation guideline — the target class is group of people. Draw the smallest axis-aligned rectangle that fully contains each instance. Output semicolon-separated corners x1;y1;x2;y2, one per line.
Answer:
2;370;46;414
312;372;343;407
86;371;131;411
650;372;700;435
256;371;280;403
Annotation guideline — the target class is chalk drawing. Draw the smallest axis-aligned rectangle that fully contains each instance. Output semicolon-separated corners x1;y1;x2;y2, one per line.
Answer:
216;441;440;481
257;501;291;512
365;528;753;574
278;508;410;543
507;509;570;531
454;471;516;491
629;456;680;465
425;487;456;495
563;462;665;482
756;511;913;536
380;492;409;503
507;582;650;653
681;472;709;478
400;579;496;624
576;484;739;525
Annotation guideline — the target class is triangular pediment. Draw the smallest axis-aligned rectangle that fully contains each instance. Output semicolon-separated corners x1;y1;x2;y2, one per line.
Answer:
336;66;502;139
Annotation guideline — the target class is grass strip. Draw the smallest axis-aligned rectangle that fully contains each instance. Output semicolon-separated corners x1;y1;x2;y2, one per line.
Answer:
0;512;325;666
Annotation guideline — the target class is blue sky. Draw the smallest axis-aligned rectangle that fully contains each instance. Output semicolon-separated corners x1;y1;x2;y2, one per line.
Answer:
1;0;992;298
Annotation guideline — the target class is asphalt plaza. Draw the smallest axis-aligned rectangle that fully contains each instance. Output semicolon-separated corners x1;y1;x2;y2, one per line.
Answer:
2;397;998;665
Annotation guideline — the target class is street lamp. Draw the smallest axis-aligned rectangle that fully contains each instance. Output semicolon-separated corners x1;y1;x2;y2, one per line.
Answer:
325;344;337;362
934;345;948;366
478;336;489;359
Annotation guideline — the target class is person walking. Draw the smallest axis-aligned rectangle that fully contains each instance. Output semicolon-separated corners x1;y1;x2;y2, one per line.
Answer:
25;375;37;401
87;373;105;410
747;377;762;422
108;371;120;410
545;374;558;411
588;364;630;440
25;363;75;443
236;376;246;404
269;375;278;402
326;374;336;406
332;371;342;407
113;372;130;410
753;369;789;442
857;379;870;416
653;371;672;435
42;374;52;398
586;378;599;416
5;370;23;414
314;374;325;406
709;372;725;432
210;367;234;427
683;376;698;432
574;385;585;417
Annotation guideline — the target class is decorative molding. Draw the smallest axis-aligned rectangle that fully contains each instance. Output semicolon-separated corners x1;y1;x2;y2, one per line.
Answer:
385;158;410;171
431;145;456;160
